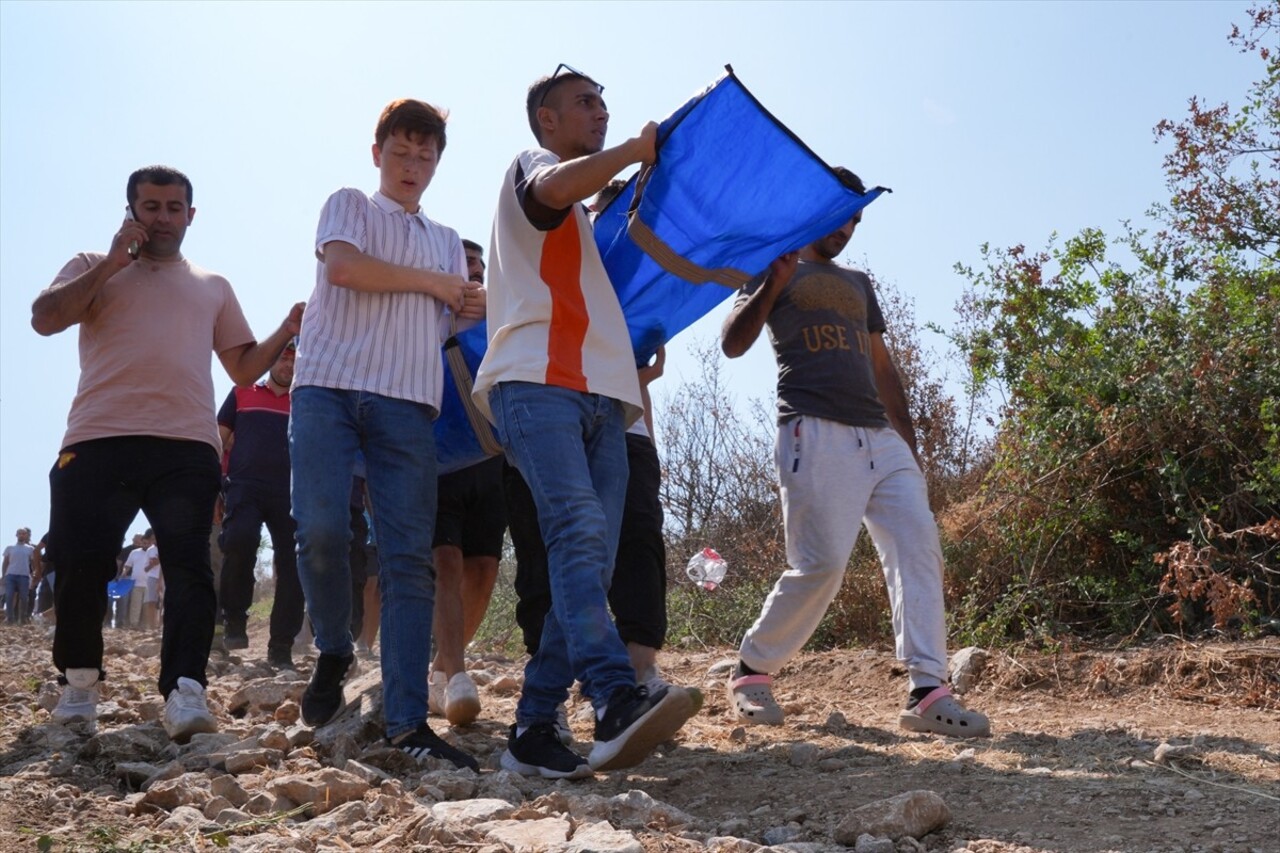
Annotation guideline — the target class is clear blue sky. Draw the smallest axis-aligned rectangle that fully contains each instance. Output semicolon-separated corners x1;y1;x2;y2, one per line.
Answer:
0;0;1258;543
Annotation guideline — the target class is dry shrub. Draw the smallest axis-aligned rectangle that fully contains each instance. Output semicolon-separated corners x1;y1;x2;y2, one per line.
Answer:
982;641;1280;709
1157;518;1280;629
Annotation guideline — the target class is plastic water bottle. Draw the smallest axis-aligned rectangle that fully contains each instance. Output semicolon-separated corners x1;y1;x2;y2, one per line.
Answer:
686;548;728;591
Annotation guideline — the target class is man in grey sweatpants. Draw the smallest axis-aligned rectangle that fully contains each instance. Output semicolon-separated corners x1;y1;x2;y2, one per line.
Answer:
719;168;990;738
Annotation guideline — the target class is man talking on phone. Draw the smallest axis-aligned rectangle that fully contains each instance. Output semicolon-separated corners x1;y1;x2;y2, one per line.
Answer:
31;165;303;742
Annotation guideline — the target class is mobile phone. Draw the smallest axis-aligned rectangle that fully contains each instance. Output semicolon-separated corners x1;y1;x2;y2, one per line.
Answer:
124;205;139;260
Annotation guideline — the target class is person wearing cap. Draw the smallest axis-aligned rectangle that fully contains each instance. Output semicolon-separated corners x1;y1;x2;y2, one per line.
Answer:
472;65;699;780
216;340;304;669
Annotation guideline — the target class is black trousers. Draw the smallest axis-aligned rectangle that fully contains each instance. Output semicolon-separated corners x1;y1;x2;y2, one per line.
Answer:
49;436;220;696
348;502;377;638
218;479;304;651
506;432;667;655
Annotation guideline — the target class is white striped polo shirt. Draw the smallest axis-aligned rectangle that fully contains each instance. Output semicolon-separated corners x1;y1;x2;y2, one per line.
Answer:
294;187;465;408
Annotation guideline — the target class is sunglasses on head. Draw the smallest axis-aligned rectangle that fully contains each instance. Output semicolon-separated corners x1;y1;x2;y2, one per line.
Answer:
539;63;604;108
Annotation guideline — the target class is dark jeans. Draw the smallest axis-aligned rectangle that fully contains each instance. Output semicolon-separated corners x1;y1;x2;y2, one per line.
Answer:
505;432;668;656
615;433;668;648
49;436;220;696
218;479;304;651
348;502;374;638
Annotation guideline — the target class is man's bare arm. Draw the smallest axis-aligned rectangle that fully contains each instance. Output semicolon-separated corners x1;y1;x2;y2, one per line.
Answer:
721;252;799;358
323;241;467;313
31;218;147;335
530;123;657;211
218;303;304;387
869;332;920;462
637;345;666;438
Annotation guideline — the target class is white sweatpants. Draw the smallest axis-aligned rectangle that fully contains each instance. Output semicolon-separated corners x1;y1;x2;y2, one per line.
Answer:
739;417;949;690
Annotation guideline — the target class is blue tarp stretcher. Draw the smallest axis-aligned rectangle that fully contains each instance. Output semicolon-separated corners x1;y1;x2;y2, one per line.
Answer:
436;320;502;474
594;67;888;365
435;66;888;473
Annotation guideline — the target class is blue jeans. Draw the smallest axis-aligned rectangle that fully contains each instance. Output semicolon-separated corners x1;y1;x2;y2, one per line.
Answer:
290;386;438;739
489;382;633;726
5;574;30;623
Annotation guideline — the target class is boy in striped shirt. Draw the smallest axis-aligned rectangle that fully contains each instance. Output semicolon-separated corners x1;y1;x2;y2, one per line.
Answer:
291;99;484;770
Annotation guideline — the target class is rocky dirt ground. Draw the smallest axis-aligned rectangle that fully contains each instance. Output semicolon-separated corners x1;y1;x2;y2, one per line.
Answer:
1;622;1277;853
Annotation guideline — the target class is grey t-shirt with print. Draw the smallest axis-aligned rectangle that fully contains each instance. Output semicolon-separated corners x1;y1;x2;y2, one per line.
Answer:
735;260;890;428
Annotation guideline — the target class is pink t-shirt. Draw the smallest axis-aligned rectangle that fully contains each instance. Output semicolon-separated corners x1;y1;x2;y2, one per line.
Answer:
53;252;255;452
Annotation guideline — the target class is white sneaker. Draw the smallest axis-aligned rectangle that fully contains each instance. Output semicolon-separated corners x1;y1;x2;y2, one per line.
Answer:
553;703;573;746
428;670;447;717
52;668;99;727
444;671;481;726
637;665;666;693
642;666;705;715
163;677;218;742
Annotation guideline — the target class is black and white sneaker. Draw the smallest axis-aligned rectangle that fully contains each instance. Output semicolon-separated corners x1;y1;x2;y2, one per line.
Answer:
587;683;698;772
501;723;593;780
390;723;479;771
301;652;356;727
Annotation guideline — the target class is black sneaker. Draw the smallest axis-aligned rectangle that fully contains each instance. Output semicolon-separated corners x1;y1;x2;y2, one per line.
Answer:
301;652;356;727
267;643;295;671
588;683;697;772
223;621;249;650
501;723;593;780
390;723;479;771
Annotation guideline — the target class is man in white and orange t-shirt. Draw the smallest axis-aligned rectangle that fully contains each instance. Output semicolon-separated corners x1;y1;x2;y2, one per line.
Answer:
473;66;698;780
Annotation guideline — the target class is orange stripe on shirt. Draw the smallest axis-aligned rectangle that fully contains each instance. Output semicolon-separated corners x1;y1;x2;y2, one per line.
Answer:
540;214;590;391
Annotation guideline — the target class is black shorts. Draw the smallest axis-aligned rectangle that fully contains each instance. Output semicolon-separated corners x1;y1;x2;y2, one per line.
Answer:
433;455;507;557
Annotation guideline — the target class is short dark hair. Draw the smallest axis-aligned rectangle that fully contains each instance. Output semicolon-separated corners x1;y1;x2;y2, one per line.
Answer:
526;72;601;143
144;528;154;538
127;166;193;206
461;239;483;255
375;99;449;154
833;166;866;194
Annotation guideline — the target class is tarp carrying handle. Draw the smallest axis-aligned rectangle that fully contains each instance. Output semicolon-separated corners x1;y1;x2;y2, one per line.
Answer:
624;163;752;289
